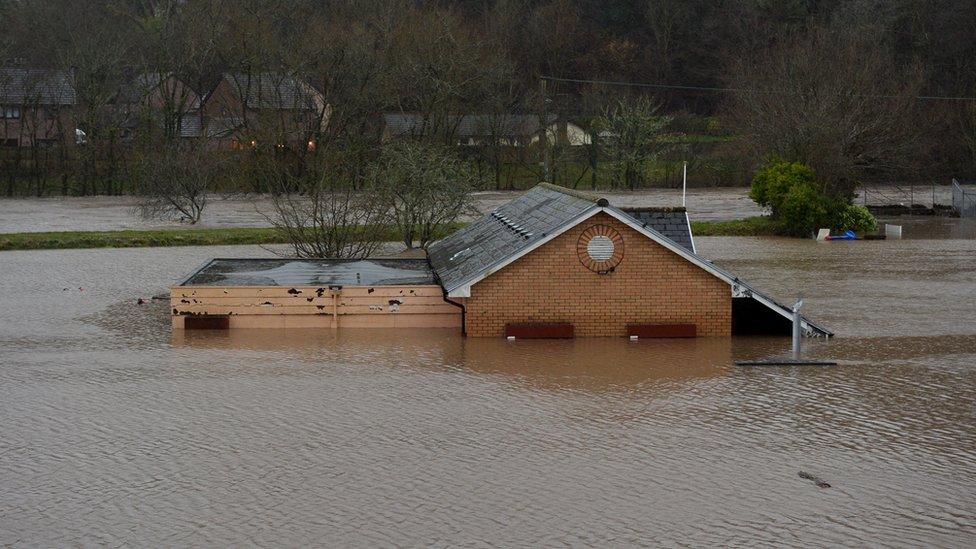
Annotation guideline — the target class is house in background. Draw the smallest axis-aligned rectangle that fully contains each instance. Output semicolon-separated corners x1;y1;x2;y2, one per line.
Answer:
0;68;77;148
200;72;329;149
112;72;203;140
529;120;592;146
382;113;591;147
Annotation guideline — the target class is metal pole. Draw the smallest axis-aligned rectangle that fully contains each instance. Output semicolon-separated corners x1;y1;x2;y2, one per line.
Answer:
539;78;549;184
792;297;804;360
682;160;688;207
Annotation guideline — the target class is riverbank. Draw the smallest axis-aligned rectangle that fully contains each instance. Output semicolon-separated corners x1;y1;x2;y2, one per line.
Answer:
0;218;782;251
0;187;768;233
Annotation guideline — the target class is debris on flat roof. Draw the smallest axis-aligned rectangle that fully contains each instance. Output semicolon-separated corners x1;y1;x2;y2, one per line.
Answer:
181;258;436;287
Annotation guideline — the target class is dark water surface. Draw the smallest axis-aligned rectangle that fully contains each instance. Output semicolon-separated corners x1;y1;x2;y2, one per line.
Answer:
1;230;975;546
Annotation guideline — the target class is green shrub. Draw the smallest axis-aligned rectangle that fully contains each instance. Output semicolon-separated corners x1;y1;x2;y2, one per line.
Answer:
777;184;833;236
749;159;876;237
749;160;816;214
832;203;877;233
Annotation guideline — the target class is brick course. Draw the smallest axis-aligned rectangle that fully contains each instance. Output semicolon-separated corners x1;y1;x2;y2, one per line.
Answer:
462;212;731;337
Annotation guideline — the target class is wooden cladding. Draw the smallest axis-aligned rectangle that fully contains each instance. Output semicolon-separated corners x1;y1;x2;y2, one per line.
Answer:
505;323;575;339
626;323;697;338
171;284;461;329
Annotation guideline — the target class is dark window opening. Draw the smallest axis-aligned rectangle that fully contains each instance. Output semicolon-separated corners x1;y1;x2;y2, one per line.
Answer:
732;297;792;336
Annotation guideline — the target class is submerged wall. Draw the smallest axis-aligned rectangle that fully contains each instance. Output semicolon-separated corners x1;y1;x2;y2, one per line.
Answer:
461;212;731;337
171;285;461;329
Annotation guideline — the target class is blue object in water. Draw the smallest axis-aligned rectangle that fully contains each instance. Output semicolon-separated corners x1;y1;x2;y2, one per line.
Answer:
828;230;857;241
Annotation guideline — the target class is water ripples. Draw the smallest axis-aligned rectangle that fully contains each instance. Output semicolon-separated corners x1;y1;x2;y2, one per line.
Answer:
2;244;975;546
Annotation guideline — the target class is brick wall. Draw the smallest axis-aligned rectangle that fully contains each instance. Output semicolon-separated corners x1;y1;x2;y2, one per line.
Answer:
462;212;731;337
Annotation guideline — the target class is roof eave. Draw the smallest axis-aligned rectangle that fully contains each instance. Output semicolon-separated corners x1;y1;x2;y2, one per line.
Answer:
443;203;603;296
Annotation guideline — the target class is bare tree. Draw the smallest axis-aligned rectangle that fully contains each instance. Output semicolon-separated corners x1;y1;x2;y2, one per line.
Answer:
265;167;390;259
133;142;218;223
725;22;924;198
371;142;481;249
595;97;674;190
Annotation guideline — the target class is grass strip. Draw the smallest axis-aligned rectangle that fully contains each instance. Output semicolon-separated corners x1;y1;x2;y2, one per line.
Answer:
0;227;293;251
690;216;780;236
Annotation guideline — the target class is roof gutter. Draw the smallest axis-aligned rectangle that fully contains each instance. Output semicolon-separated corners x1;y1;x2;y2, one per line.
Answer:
428;251;466;335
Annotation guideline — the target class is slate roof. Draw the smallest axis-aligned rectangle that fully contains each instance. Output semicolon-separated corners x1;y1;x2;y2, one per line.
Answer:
179;114;203;138
428;183;604;293
223;73;320;110
114;73;201;109
384;113;557;139
621;208;694;253
0;68;76;105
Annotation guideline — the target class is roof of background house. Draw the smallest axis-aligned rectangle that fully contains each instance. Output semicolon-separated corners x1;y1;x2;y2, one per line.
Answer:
384;113;557;139
114;73;201;109
179;114;202;138
427;182;831;337
114;72;163;104
0;68;76;105
222;73;320;110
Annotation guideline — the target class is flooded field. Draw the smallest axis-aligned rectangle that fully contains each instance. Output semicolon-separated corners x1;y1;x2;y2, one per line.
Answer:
0;187;764;233
0;184;960;233
1;228;975;546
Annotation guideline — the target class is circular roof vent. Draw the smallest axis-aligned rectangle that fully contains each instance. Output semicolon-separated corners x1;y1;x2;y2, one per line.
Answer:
577;225;624;273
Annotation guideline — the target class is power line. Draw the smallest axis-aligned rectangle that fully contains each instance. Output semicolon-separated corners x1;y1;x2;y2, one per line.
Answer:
541;75;976;103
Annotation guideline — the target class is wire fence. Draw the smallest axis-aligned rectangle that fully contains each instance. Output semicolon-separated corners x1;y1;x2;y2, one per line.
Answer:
952;178;976;217
860;182;941;208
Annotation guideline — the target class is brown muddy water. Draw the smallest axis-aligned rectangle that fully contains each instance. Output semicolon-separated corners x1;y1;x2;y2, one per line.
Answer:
1;226;975;546
0;184;961;233
0;187;762;233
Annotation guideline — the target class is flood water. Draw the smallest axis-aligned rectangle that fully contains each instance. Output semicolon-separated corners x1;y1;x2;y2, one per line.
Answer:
0;187;763;233
0;184;961;233
1;227;975;546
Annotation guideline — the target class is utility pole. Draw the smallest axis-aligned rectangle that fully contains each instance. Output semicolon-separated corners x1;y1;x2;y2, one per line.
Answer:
682;160;688;207
539;77;550;183
792;297;804;360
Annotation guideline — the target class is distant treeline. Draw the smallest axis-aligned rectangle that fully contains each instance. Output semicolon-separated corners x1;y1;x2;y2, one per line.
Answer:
1;0;974;197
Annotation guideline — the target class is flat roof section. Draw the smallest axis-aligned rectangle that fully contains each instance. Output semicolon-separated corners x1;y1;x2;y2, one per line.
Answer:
180;258;437;287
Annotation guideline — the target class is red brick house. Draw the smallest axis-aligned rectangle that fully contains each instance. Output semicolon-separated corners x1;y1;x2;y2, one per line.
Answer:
428;183;831;338
113;72;203;140
0;68;76;148
200;72;329;149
